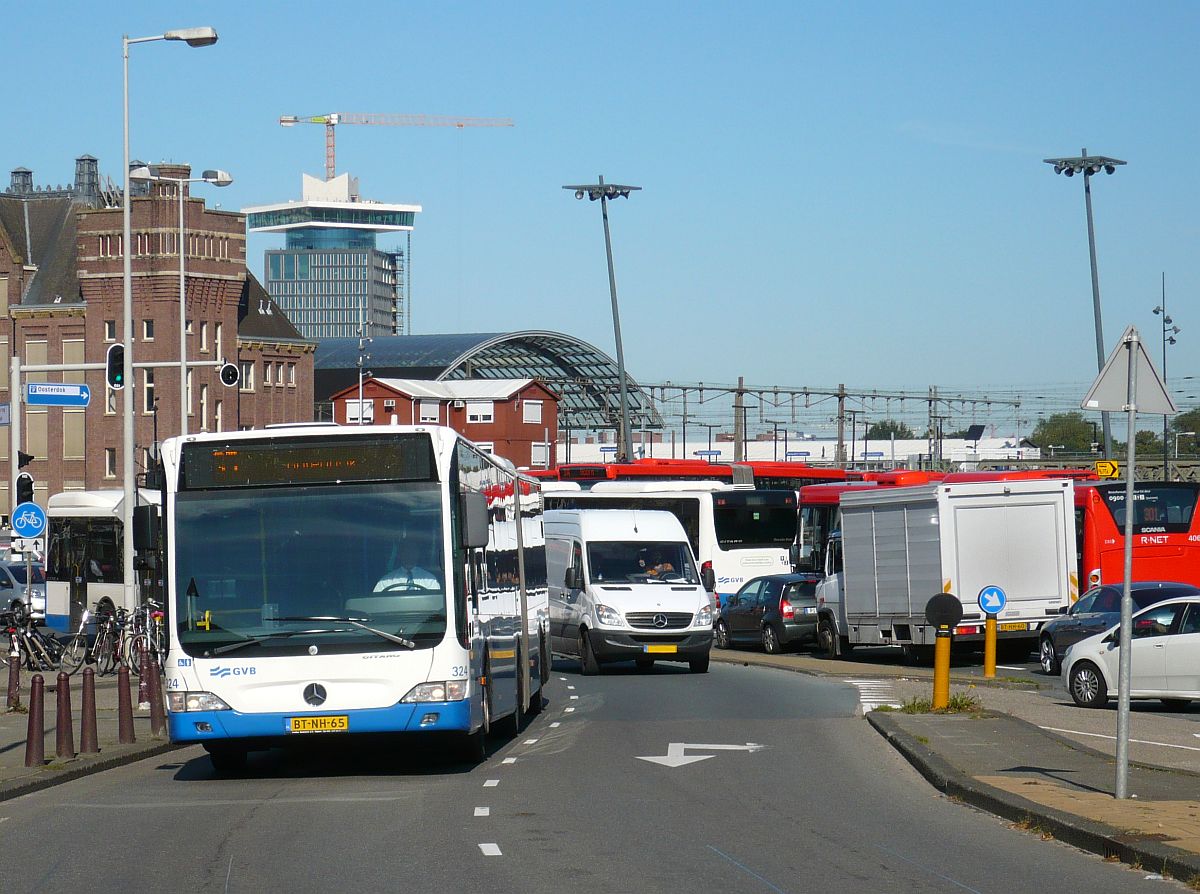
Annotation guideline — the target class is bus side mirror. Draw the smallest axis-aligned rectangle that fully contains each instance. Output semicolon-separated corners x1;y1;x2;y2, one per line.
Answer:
789;542;799;565
702;567;716;591
133;504;160;550
459;493;490;549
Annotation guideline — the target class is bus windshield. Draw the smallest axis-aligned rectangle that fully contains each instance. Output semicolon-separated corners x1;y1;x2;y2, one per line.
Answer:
1098;484;1198;534
713;493;796;549
586;540;700;585
174;481;446;656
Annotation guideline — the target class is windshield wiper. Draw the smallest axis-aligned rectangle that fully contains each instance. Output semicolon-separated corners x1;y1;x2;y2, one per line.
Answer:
278;616;416;649
206;628;349;656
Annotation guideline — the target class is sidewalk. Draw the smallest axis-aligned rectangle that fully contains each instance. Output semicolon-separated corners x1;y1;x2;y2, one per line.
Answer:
715;649;1200;884
0;663;180;802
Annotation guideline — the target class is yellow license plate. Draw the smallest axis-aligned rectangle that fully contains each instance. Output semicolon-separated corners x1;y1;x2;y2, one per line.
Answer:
999;622;1028;632
644;644;677;654
289;715;349;734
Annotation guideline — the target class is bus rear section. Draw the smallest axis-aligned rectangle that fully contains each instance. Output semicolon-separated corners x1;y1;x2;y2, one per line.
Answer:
159;427;546;769
1076;482;1200;590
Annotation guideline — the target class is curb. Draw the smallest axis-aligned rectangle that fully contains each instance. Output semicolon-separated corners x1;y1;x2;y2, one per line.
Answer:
0;740;183;804
867;711;1200;884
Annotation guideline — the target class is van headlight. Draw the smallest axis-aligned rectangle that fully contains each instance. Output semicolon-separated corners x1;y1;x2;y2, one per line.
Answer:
402;680;468;703
595;603;624;627
167;691;231;713
696;605;713;627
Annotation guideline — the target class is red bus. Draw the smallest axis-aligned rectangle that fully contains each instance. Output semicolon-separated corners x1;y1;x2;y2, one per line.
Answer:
555;457;849;489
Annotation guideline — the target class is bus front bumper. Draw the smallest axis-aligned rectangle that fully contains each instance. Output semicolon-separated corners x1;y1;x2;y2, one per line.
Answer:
168;698;473;743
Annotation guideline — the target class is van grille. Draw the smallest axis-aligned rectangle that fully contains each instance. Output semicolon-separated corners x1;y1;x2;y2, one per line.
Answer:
626;612;693;630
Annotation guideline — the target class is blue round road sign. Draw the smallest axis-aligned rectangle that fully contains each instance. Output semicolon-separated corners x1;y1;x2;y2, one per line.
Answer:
12;501;46;539
978;585;1007;615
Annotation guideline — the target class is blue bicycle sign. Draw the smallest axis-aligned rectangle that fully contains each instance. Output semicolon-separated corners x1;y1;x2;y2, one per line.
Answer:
12;501;46;539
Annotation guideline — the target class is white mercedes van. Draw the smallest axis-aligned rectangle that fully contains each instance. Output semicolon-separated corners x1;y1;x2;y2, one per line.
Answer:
546;509;714;674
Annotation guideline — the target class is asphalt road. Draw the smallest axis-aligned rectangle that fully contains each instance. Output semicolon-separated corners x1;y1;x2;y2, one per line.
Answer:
0;658;1189;893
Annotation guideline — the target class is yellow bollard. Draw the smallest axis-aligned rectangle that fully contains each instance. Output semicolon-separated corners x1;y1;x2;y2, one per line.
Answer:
932;626;952;709
983;615;996;679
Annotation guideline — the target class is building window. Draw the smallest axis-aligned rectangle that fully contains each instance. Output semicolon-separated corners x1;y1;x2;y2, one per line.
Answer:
186;318;194;334
418;401;439;424
186;369;193;415
215;399;223;431
287;362;295;387
276;362;284;386
200;384;209;431
106;387;117;415
523;400;543;425
142;319;154;341
239;360;254;392
142;369;155;414
63;410;85;461
200;321;209;353
347;399;374;424
105;448;117;478
466;401;494;424
104;320;117;342
263;361;273;387
531;442;550;467
215;323;223;357
474;442;495;455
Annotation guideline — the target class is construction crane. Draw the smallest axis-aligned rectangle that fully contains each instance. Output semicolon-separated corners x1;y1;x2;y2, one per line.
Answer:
279;113;514;181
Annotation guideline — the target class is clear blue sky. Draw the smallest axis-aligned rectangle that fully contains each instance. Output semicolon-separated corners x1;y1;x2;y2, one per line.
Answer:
7;1;1200;419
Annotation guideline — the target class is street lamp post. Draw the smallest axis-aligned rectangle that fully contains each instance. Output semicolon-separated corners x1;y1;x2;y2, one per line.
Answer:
122;25;218;613
564;177;641;463
1044;148;1126;460
697;423;719;459
1154;280;1181;479
130;164;232;437
765;419;787;461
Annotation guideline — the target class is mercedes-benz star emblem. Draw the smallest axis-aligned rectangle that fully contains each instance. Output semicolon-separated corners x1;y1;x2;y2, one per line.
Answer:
653;613;668;628
304;683;327;706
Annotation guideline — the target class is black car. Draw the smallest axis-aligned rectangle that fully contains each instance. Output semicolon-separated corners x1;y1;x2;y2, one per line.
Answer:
1039;581;1200;674
715;573;821;654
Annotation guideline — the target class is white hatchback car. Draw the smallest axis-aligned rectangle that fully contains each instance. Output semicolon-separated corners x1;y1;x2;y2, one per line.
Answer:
1062;595;1200;709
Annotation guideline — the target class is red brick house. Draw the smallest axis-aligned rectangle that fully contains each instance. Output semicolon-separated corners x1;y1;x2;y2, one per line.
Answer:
329;377;559;468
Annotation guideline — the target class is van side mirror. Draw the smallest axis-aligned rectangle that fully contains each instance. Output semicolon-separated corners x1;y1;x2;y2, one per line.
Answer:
133;504;160;550
459;492;490;549
564;567;581;590
701;567;716;591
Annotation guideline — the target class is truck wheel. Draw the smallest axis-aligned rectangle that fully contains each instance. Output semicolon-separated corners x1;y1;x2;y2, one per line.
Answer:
817;620;841;660
1068;661;1108;709
580;629;600;676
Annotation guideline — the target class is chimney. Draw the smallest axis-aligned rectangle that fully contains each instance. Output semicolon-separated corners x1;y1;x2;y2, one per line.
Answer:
74;155;100;204
9;168;33;194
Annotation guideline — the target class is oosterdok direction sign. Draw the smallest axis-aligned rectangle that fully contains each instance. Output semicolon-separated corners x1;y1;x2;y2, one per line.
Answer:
26;383;91;408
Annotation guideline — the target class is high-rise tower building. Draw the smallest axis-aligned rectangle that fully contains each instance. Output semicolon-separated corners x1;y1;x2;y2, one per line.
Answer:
244;173;420;339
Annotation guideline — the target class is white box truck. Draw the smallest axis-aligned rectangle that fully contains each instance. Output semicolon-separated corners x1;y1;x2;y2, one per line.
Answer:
813;478;1078;662
546;509;715;674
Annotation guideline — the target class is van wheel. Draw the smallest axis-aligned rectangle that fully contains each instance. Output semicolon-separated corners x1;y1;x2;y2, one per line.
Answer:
580;630;600;676
689;653;710;674
817;620;841;660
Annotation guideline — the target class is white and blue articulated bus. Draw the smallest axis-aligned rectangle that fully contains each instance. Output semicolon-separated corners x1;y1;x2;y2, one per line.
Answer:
157;425;548;771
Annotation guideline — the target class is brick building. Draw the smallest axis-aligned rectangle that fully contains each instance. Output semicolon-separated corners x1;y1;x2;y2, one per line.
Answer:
0;157;315;506
329;377;559;468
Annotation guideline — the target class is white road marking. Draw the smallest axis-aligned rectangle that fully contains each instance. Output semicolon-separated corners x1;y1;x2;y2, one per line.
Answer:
567;685;575;690
474;807;490;817
479;843;502;856
523;738;538;745
995;665;1024;670
66;795;420;808
558;677;567;681
502;757;517;765
570;695;579;700
565;707;575;713
1040;726;1200;753
844;678;902;711
550;722;561;728
483;779;500;787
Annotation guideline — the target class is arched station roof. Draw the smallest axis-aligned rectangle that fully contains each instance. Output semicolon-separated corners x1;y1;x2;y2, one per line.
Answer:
314;330;662;429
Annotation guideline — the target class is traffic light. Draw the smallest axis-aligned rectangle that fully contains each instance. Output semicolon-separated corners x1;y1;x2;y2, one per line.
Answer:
16;451;33;469
15;472;33;505
219;362;240;387
106;343;125;390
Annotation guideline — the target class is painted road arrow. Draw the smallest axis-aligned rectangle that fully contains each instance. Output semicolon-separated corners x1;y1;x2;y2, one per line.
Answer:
636;742;765;767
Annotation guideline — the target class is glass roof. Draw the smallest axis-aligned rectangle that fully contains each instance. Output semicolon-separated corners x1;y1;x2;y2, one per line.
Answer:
314;330;662;429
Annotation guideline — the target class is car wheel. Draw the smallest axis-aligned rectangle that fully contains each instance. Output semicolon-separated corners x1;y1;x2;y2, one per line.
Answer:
1161;698;1192;710
1068;661;1109;709
817;619;840;660
714;620;730;650
1039;637;1060;675
761;624;782;655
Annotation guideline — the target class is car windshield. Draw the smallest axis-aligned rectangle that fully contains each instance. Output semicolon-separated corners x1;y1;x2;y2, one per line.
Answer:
586;541;700;584
174;482;446;656
7;565;45;585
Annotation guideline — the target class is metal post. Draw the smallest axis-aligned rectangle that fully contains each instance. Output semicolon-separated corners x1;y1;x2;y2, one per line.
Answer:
598;176;634;463
122;35;137;618
9;355;19;516
983;615;997;679
1115;331;1139;800
932;627;951;709
1081;148;1114;458
179;179;188;436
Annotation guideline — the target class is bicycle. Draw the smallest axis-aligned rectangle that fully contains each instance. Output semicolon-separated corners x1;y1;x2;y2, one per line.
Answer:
125;598;166;677
0;606;61;672
61;605;123;676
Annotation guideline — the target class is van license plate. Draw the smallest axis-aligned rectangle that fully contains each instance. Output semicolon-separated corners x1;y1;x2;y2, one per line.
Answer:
289;715;349;733
644;644;677;654
999;622;1027;632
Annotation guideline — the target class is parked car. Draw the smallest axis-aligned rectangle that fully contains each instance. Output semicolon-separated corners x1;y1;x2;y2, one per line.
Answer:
714;573;820;654
0;561;47;623
1062;595;1200;709
1039;581;1200;674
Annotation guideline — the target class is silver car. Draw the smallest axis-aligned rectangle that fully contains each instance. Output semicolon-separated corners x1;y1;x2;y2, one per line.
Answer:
1;562;47;623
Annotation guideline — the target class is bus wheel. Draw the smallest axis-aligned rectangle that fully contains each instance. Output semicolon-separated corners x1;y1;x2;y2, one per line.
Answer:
203;743;247;775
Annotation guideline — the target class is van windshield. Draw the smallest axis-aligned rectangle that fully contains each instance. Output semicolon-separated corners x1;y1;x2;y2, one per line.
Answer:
586;541;700;585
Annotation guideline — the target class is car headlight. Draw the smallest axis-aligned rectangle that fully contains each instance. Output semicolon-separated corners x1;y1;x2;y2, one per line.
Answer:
167;691;231;712
595;603;624;627
695;605;713;627
401;680;468;703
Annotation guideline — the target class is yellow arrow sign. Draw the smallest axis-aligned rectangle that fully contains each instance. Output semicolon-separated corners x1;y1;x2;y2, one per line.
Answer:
1095;460;1120;479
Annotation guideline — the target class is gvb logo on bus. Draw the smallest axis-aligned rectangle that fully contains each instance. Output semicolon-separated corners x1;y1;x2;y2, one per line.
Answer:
209;666;257;678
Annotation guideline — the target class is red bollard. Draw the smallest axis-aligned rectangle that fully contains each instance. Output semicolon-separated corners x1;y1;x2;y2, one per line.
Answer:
117;665;135;745
137;642;150;709
80;667;99;754
24;673;44;767
148;664;167;738
6;648;20;710
56;671;75;760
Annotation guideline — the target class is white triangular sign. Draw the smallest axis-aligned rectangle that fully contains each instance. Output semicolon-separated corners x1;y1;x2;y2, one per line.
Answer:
1081;325;1178;416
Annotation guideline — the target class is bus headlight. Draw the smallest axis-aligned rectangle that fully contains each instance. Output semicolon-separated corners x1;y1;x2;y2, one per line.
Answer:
167;691;231;712
402;680;468;703
696;605;713;627
595;603;624;627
